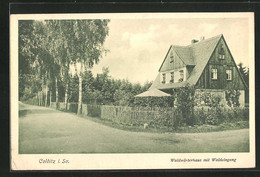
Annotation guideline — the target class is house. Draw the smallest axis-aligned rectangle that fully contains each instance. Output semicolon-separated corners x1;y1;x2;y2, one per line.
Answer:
139;34;248;107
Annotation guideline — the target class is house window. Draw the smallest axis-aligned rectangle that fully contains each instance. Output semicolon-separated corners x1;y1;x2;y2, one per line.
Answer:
211;69;217;80
170;54;174;63
219;54;225;59
179;70;184;82
162;73;166;84
170;72;174;83
219;45;225;59
226;70;232;80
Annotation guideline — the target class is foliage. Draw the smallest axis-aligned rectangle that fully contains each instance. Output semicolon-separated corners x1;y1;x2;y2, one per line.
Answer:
238;62;249;87
68;103;78;113
205;112;218;125
194;90;223;125
68;74;79;103
195;90;222;107
18;20;110;108
87;104;101;117
225;89;241;107
62;68;152;106
173;85;196;126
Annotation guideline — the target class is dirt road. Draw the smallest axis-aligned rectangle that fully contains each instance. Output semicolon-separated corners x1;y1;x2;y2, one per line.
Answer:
19;102;249;154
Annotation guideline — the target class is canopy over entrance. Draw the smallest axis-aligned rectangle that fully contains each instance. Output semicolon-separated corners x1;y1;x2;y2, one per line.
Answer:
135;89;171;97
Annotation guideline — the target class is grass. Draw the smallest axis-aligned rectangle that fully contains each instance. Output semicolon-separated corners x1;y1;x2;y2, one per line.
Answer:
19;102;249;154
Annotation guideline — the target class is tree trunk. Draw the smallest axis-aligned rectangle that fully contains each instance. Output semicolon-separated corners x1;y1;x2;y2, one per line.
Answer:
77;63;83;115
49;87;52;107
39;92;41;106
55;77;59;109
45;84;48;107
45;72;48;107
65;82;69;110
38;92;41;106
41;76;44;106
37;93;39;106
77;74;82;114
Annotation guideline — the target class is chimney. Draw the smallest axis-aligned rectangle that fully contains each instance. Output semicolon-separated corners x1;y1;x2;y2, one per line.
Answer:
200;36;205;41
191;39;199;44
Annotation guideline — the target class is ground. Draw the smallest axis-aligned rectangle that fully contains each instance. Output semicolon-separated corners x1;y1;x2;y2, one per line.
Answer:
19;102;249;154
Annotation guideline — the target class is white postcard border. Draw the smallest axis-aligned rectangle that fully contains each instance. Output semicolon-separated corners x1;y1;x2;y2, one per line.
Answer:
10;12;255;170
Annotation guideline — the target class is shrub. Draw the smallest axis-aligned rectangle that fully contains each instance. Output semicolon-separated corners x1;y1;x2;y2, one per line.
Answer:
69;103;78;113
173;85;196;126
225;89;241;107
195;90;222;107
23;97;38;105
87;104;101;117
243;107;249;121
193;106;249;126
194;107;208;125
205;109;218;125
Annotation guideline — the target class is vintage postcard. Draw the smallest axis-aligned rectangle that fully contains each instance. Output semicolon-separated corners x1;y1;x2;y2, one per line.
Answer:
10;12;255;170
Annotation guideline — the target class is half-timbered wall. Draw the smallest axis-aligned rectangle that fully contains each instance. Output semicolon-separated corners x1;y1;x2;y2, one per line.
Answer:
196;37;246;90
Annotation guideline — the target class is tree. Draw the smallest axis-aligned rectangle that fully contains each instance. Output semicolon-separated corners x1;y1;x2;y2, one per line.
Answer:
56;20;76;109
19;20;36;100
238;62;249;87
237;62;249;104
43;20;64;108
66;20;110;114
19;20;55;106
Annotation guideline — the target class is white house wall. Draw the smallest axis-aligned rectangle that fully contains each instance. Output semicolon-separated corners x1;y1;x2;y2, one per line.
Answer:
160;67;187;84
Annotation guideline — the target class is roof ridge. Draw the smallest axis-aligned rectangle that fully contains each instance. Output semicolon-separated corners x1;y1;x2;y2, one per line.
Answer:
172;45;189;48
171;34;222;48
187;34;223;47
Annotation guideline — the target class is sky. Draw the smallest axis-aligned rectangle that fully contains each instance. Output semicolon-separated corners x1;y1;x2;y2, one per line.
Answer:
90;17;250;85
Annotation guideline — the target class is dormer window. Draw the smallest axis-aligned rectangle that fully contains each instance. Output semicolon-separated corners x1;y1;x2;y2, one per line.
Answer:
179;70;184;82
219;45;225;59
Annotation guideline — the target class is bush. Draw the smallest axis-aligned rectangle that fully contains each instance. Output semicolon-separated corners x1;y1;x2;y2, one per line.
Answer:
173;86;196;126
243;107;249;121
193;107;249;125
225;89;241;107
23;97;38;105
68;103;78;113
205;110;218;125
194;107;208;125
87;104;101;117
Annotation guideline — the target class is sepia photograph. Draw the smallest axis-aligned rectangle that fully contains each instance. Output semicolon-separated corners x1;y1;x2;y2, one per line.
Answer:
10;12;255;170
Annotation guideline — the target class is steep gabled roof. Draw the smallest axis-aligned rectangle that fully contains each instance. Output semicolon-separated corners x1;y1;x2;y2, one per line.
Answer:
150;34;222;90
172;45;195;66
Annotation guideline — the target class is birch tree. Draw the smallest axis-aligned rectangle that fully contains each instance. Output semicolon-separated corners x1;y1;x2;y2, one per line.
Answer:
67;20;110;114
21;20;53;106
